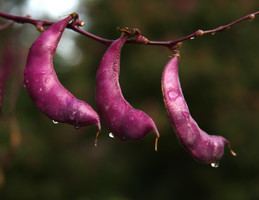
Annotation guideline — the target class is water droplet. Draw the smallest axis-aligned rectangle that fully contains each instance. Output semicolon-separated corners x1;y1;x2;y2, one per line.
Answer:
52;120;59;124
211;32;216;36
168;91;178;100
210;162;219;168
248;14;255;20
74;125;80;129
23;84;26;88
39;88;42;92
109;132;114;138
190;37;195;40
69;111;77;120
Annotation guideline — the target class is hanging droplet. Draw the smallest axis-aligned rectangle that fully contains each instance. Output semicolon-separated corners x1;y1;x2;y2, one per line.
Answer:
211;32;216;36
74;125;80;129
210;162;219;168
52;120;59;124
109;132;114;138
69;111;77;120
190;37;195;40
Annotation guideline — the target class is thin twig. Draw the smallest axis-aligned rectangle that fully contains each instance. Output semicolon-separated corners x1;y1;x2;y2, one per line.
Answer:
160;10;259;48
0;10;258;48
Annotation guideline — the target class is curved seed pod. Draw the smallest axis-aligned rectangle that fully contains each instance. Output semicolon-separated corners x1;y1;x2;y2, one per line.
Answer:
96;35;160;151
24;14;101;134
162;54;236;166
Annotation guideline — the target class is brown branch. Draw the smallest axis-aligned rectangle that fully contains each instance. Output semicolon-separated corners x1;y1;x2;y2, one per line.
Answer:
0;12;113;45
0;10;258;48
160;11;259;48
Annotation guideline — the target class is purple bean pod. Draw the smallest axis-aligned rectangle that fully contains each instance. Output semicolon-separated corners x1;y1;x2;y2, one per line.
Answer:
162;54;236;166
96;35;160;151
24;14;101;137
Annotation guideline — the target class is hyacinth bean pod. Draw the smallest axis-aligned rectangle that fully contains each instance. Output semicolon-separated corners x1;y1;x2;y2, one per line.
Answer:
161;54;236;166
24;14;101;136
96;35;160;151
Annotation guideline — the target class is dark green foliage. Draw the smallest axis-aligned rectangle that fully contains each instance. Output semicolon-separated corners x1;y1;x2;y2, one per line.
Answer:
1;0;259;199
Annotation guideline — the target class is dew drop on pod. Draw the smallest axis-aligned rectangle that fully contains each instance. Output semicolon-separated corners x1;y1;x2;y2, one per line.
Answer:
161;53;236;167
96;34;160;151
24;13;101;141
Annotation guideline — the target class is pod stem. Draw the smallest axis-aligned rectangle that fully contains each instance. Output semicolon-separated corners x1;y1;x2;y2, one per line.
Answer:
117;27;149;44
69;12;79;20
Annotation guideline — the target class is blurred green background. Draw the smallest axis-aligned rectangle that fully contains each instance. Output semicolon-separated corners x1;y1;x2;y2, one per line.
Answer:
0;0;259;199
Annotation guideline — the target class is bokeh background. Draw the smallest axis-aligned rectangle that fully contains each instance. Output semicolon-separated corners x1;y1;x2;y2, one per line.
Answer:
0;0;259;199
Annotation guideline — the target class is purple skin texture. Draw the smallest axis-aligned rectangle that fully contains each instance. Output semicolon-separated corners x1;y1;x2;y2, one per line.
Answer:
96;35;160;151
162;54;236;165
24;14;101;133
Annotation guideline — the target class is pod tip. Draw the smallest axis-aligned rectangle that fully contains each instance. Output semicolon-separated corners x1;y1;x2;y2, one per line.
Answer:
226;141;237;157
154;136;159;152
94;130;100;147
230;149;237;157
153;128;160;152
94;122;101;147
